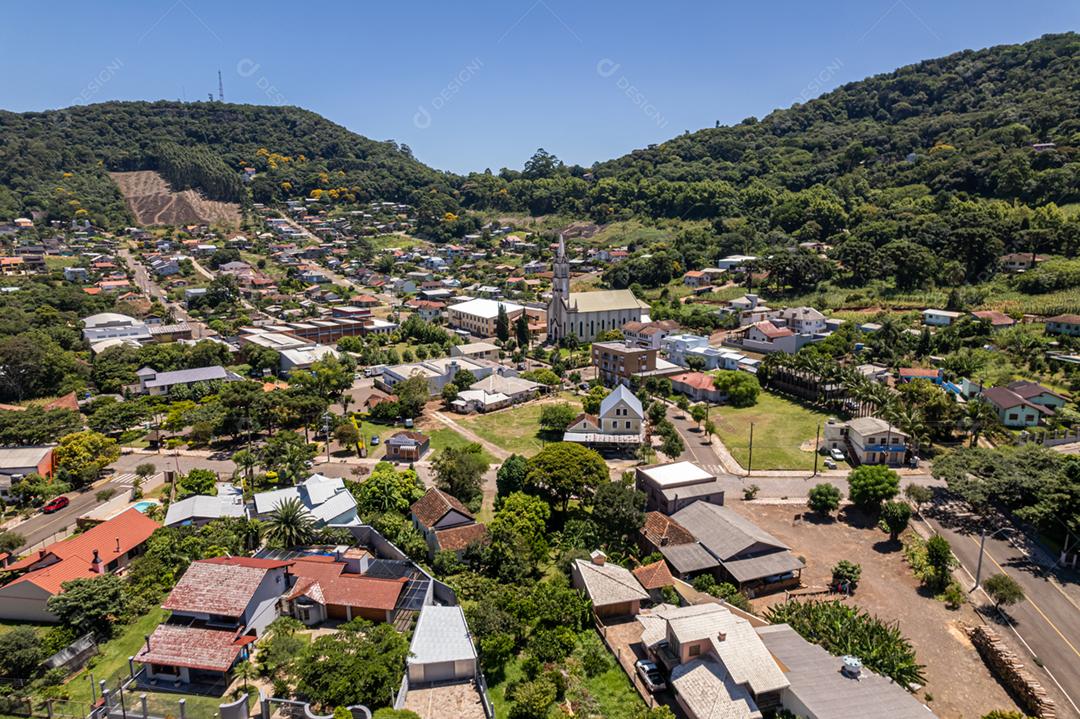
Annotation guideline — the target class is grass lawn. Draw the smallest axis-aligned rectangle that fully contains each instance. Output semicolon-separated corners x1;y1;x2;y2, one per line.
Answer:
44;256;80;269
425;428;496;465
458;395;582;457
63;607;167;703
712;392;837;471
487;631;644;719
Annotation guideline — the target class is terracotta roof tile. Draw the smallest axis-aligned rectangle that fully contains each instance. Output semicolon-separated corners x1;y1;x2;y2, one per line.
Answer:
135;624;247;673
633;559;675;590
410;488;473;530
434;523;489;552
641;512;695;548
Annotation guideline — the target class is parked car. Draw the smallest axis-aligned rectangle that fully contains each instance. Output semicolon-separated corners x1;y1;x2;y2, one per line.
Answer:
634;659;666;692
404;418;414;428
829;448;845;461
823;459;837;470
370;435;380;446
42;496;70;514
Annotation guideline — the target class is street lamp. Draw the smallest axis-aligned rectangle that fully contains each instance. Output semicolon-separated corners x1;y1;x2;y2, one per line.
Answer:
972;526;1012;592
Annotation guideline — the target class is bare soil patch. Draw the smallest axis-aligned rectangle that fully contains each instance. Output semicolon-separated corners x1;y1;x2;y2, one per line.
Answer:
110;170;240;227
733;502;1021;719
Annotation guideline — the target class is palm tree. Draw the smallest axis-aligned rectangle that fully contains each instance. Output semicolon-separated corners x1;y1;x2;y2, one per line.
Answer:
232;449;257;490
961;398;999;447
264;498;315;548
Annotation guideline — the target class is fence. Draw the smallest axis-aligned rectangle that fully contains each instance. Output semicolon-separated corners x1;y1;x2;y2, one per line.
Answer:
1017;425;1080;448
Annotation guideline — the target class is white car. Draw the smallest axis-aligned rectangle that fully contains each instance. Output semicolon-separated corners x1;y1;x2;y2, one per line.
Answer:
829;448;845;462
634;659;666;692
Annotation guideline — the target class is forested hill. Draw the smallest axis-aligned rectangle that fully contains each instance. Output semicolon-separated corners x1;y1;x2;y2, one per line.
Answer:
0;101;457;228
462;33;1079;222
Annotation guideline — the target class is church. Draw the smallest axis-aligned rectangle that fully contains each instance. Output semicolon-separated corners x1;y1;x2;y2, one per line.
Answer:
547;236;649;343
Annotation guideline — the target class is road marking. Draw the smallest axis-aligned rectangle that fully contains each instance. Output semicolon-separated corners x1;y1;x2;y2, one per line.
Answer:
963;534;1080;659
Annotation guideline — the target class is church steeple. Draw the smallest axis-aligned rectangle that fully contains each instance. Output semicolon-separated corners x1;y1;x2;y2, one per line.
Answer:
552;233;570;299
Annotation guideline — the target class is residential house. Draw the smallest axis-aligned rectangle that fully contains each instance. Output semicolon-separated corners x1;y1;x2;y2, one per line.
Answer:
592;341;681;386
739;321;801;355
898;367;943;385
622;319;680;350
638;512;719;579
0;509;159;621
636;462;725;514
563;384;645;447
378;357;495;397
411;488;488;558
1000;253;1046;272
983;386;1051;428
159;557;290;637
251;473;359;527
670;372;726;404
921;309;963;327
672;502;803;594
0;446;54;500
971;310;1016;330
1004;380;1067;413
632;559;676;603
1045;314;1080;337
385;431;430;462
452;374;541;413
777;307;827;334
721;294;776;327
63;266;89;282
81;312;152;345
638;603;788;718
451;341;500;362
663;334;724;370
823;417;909;466
715;255;757;270
446;298;525;337
163;484;246;527
682;270;709;288
571;551;649;618
282;553;407;624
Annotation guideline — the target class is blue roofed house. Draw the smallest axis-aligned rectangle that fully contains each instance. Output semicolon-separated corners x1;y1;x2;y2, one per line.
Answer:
252;473;359;527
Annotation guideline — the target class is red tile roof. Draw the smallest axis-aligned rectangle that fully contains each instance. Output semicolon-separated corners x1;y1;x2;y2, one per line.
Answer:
163;558;289;617
632;559;675;590
640;512;695;548
971;310;1015;326
751;321;793;339
136;624;250;673
671;372;717;392
410;488;473;530
434;523;489;552
899;367;940;378
5;508;159;573
286;558;405;611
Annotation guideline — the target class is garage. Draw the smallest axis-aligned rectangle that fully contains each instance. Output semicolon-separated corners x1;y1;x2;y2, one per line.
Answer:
327;603;349;620
406;606;478;685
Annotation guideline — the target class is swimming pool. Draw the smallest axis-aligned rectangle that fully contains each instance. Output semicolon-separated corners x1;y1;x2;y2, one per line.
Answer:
133;501;157;513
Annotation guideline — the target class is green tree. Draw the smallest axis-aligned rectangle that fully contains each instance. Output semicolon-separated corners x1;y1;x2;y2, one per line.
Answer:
713;370;760;407
349;463;424;515
176;468;218;500
926;535;956;579
496;454;528;501
264;497;315;548
432;443;489;503
395;373;430;419
495;303;510;343
525;442;608;512
488;492;550;581
514;311;530;350
259;430;317;485
538;402;575;432
0;528;25;554
296;619;410;710
581;385;610;415
983;573;1025;609
879;500;912;541
53;430;120;487
846;465;900;510
807;483;842;516
590;478;646;548
904;484;933;514
46;574;126;638
0;626;45;678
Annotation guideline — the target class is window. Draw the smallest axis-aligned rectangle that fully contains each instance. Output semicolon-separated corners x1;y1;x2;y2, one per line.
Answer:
1008;413;1018;421
625;421;631;429
688;644;701;657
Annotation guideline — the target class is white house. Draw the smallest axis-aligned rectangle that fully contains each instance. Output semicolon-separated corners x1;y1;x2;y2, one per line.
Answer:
564;384;644;447
921;309;963;327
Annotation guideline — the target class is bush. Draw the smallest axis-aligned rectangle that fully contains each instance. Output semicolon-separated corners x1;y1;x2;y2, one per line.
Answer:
940;581;965;610
742;484;760;500
830;560;862;592
983;573;1025;608
807;483;841;515
846;465;900;509
879;500;912;540
576;632;613;677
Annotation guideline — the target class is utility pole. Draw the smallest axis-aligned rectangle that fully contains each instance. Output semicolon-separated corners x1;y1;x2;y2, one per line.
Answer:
322;412;332;464
746;423;754;477
972;526;1010;591
812;423;820;477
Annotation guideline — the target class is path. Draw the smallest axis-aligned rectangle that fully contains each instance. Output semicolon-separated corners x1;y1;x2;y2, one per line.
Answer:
428;411;510;461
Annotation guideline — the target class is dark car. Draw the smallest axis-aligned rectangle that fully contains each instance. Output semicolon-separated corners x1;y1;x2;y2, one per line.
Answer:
42;496;70;514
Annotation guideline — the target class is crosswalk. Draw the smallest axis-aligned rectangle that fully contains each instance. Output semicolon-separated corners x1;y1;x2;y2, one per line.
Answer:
109;472;138;488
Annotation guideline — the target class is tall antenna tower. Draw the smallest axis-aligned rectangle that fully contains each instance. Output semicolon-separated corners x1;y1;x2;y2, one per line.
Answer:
218;70;224;102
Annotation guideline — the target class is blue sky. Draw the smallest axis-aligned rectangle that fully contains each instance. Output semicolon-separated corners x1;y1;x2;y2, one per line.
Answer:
1;1;1077;173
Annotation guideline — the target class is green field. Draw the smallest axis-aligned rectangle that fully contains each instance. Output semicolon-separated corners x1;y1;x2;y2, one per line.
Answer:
712;392;838;471
458;395;582;457
424;427;497;465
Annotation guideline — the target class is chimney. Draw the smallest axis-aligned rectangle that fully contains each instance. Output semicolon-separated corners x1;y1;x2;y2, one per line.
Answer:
590;550;607;566
144;635;151;653
115;537;121;553
715;631;726;643
91;548;103;574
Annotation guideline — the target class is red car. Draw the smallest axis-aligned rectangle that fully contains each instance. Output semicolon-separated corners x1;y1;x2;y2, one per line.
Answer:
42;496;70;514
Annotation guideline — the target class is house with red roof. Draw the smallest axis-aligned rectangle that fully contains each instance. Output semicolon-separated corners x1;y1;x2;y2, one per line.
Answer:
669;372;725;404
282;555;408;624
898;367;944;385
0;508;160;622
410;487;488;559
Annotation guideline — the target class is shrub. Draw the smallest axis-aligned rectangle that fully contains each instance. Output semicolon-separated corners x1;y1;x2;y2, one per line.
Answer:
879;501;912;540
742;484;760;500
807;483;841;515
830;560;862;592
983;573;1025;608
846;465;900;509
940;581;965;610
576;632;613;677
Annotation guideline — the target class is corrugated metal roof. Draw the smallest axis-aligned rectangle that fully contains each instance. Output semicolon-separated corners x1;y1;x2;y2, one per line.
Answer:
408;605;478;666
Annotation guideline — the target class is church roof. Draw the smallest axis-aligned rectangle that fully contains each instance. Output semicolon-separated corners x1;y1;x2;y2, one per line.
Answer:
568;289;649;314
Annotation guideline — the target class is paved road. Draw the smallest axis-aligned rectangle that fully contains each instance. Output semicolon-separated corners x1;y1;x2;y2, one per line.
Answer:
923;512;1080;715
